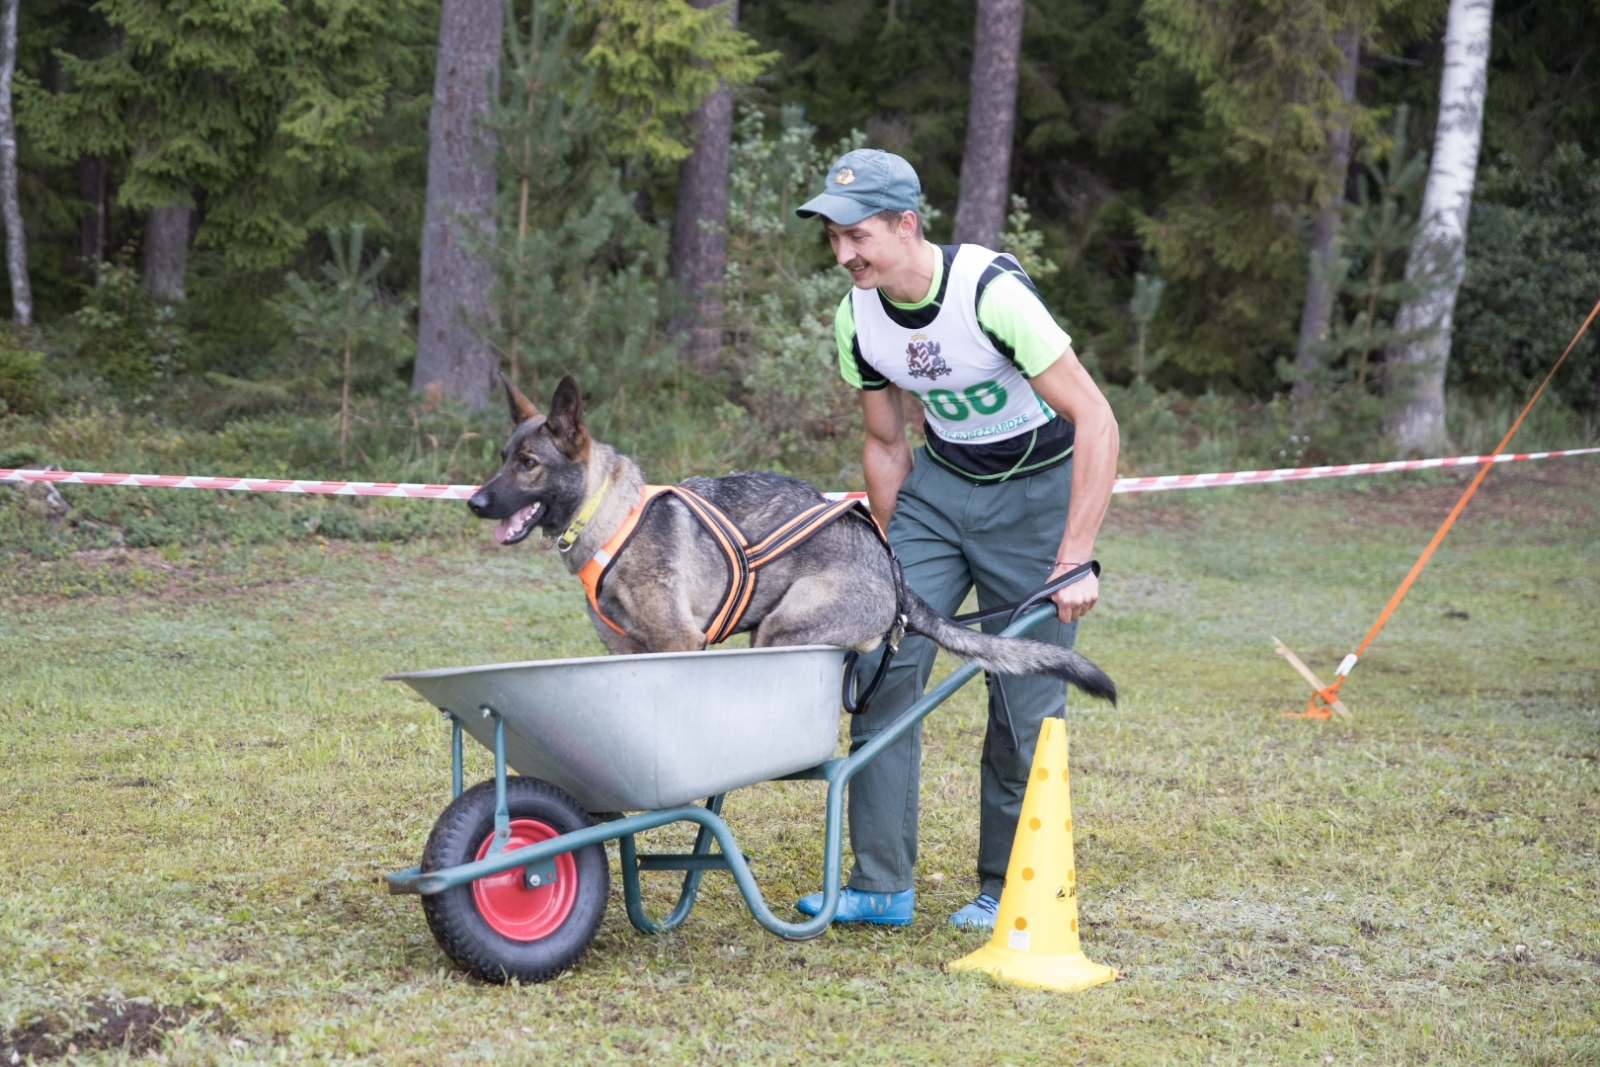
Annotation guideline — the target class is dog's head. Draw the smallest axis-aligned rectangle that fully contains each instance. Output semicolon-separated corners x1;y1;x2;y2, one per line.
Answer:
467;374;592;546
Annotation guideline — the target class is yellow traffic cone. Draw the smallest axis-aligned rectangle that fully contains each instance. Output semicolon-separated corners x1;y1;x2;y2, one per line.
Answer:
948;716;1115;993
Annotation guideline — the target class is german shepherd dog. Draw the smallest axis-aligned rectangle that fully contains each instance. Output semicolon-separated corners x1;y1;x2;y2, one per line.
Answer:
467;375;1116;702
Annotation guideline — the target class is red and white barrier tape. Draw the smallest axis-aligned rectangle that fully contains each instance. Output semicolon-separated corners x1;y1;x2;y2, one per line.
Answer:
2;447;1596;501
0;470;477;498
829;447;1600;499
1106;446;1600;494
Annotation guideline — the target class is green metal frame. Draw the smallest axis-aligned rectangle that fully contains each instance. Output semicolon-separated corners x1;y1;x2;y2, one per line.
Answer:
386;605;1056;941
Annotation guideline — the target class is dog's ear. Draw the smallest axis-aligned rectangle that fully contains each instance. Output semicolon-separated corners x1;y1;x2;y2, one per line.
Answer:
501;372;540;425
546;375;589;458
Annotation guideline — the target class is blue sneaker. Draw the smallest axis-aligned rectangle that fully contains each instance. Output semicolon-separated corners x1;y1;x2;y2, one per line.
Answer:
795;887;914;926
949;893;1000;929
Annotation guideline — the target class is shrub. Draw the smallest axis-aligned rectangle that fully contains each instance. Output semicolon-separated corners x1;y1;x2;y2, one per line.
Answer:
70;262;188;408
0;329;46;415
1454;145;1600;417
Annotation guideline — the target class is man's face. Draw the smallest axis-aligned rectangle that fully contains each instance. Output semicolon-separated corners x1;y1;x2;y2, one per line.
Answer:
824;213;911;290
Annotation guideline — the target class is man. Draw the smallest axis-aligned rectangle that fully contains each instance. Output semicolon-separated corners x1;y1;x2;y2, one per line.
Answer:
792;149;1119;928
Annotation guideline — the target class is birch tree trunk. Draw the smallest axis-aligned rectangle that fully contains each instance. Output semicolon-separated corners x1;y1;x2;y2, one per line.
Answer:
144;204;191;303
952;0;1024;247
1292;23;1361;402
1384;0;1493;452
0;0;31;326
413;0;503;411
669;0;737;373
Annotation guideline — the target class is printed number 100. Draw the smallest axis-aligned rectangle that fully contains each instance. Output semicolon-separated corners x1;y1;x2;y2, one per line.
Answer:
912;381;1008;421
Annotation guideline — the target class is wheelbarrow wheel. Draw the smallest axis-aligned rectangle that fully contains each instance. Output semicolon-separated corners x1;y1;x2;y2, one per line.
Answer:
420;776;608;984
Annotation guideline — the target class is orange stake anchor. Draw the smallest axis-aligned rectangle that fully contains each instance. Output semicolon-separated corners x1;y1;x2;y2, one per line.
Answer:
1277;292;1600;720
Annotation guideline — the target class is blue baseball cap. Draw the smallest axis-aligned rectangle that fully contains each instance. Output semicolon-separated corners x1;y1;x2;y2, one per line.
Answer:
796;149;921;224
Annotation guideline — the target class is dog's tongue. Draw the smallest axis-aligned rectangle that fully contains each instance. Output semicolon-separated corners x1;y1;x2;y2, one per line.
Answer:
493;504;538;545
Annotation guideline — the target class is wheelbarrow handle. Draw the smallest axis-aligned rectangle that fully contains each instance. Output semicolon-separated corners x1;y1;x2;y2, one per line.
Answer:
947;560;1101;628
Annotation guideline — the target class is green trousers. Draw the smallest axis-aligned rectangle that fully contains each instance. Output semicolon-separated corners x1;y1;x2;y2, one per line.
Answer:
846;451;1078;900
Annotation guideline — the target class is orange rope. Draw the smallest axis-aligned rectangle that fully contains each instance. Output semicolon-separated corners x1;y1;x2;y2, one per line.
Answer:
1309;293;1600;714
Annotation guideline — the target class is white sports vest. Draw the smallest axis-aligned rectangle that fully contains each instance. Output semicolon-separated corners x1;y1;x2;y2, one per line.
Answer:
851;245;1054;447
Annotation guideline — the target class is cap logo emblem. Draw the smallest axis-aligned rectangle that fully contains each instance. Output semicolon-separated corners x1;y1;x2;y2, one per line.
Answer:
834;168;856;186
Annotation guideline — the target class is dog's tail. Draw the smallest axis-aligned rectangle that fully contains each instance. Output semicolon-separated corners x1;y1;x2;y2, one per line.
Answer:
900;587;1118;703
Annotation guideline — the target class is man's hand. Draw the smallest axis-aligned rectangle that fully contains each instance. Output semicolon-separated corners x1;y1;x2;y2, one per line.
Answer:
1049;566;1099;624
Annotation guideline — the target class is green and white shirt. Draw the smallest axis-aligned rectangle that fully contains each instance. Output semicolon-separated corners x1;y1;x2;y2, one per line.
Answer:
836;243;1075;483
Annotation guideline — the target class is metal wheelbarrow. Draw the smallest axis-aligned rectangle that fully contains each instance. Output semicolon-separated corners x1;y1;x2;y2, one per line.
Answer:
385;605;1059;983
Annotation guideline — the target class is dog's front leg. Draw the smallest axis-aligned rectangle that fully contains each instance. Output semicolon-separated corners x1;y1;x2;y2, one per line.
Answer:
586;606;708;655
587;609;650;656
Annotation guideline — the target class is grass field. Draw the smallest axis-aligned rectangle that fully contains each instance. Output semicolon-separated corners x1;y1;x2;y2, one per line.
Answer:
2;462;1597;1065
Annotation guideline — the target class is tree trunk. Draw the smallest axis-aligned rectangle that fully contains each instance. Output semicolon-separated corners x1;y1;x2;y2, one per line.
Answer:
952;0;1025;247
413;0;503;411
143;203;190;304
669;0;737;372
0;0;30;326
1292;23;1361;402
80;155;105;280
1385;0;1493;453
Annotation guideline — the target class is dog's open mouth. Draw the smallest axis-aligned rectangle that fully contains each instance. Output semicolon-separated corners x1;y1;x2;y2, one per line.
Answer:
493;503;543;546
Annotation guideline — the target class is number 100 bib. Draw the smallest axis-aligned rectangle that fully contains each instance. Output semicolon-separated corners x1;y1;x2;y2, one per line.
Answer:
852;245;1054;446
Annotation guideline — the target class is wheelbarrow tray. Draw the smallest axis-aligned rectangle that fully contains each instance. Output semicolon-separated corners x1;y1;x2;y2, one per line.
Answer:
387;644;845;812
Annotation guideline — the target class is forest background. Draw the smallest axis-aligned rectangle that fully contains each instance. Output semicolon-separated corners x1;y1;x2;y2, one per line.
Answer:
1;0;1598;542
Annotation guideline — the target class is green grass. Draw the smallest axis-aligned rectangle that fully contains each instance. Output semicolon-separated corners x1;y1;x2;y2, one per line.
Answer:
2;463;1597;1065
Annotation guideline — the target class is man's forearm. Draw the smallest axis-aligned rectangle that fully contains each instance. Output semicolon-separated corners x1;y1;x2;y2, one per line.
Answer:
1056;408;1118;564
863;435;913;529
1023;351;1120;569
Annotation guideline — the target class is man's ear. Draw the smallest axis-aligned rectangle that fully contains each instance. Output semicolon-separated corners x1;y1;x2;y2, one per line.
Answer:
546;375;589;458
501;372;540;425
899;210;920;242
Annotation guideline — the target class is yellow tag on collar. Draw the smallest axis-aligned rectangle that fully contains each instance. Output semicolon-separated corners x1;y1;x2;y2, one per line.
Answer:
557;471;613;552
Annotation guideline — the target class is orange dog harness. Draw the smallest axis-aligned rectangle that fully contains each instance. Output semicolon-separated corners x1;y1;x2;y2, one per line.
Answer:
576;485;881;646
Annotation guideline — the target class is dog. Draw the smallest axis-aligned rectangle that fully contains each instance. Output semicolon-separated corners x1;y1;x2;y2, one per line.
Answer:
467;375;1116;702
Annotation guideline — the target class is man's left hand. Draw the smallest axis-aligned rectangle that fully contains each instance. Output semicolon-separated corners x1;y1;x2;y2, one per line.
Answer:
1050;568;1099;624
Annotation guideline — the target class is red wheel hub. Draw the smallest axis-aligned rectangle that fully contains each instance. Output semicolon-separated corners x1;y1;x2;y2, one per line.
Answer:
472;819;579;941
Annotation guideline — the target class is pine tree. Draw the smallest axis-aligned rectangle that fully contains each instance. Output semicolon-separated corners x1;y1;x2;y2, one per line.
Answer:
1292;21;1362;402
578;0;773;166
279;226;414;466
467;0;674;399
668;0;740;372
414;0;503;412
16;0;434;272
953;0;1025;247
1320;106;1439;392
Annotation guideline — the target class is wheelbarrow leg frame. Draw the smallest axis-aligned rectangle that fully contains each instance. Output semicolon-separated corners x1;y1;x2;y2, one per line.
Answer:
387;605;1058;941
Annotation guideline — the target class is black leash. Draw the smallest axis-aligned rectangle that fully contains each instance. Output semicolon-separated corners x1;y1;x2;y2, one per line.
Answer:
841;554;908;715
842;560;1102;725
949;560;1100;627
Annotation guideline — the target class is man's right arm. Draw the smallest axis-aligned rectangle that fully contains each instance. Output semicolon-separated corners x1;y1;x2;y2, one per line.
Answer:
862;386;913;529
836;292;911;527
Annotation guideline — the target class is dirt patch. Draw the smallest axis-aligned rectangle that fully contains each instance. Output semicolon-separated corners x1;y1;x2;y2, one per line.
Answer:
2;544;297;604
3;999;204;1061
1105;459;1600;537
1103;494;1205;535
1329;462;1600;532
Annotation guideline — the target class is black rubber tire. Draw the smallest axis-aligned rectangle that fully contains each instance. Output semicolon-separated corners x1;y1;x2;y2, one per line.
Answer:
420;776;608;984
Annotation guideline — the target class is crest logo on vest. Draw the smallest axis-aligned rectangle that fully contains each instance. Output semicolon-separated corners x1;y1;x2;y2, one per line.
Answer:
906;334;952;381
